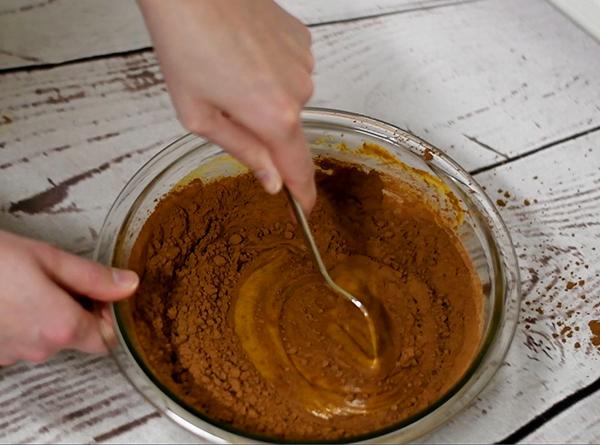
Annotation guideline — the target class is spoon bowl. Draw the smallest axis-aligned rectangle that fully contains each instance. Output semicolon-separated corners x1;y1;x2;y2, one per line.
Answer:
284;187;382;367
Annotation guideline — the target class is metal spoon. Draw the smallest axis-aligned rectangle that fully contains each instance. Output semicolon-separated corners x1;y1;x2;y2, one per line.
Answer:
284;187;380;364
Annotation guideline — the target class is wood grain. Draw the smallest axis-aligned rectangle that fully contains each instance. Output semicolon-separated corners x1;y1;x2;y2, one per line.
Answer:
0;52;181;253
423;131;600;443
0;0;457;70
0;353;160;443
309;0;600;165
525;383;600;443
0;0;149;69
283;0;458;25
1;0;600;442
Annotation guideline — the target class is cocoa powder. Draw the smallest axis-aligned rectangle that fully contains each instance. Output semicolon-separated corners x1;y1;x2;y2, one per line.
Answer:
590;320;600;347
126;158;482;441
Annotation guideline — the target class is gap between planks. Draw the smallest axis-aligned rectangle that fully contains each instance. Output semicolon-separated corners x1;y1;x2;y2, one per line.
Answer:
1;0;599;441
0;0;488;75
0;46;153;75
471;127;600;442
470;124;600;176
498;373;600;444
307;0;486;27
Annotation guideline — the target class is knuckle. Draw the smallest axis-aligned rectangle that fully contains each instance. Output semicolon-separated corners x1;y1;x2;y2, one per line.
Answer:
285;160;315;187
40;321;77;348
286;174;313;190
84;264;104;289
36;241;61;265
0;357;17;367
299;75;314;102
306;52;316;73
302;26;312;46
22;349;51;364
180;109;220;136
268;94;301;134
292;19;311;45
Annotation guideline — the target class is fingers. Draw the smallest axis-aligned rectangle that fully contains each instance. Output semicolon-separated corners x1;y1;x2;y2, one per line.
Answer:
232;93;316;213
39;295;113;356
284;65;315;103
35;243;139;302
69;307;112;354
273;1;312;49
181;97;316;211
178;102;283;194
9;295;113;364
174;67;316;213
270;124;316;214
282;25;314;73
212;118;283;194
0;356;16;367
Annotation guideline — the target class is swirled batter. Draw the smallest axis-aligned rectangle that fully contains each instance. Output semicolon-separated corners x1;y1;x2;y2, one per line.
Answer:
127;157;482;441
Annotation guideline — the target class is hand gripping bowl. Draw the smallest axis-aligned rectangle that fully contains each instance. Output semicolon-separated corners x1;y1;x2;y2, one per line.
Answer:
94;108;521;444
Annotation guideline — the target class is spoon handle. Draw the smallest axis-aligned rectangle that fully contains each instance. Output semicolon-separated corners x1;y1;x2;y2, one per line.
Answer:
284;187;329;278
284;187;358;305
284;187;379;362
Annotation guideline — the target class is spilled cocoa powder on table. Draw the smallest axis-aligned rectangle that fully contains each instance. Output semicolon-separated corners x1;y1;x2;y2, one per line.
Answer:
126;158;482;441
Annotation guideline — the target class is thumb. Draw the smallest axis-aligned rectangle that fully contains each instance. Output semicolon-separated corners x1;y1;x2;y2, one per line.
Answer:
36;243;139;302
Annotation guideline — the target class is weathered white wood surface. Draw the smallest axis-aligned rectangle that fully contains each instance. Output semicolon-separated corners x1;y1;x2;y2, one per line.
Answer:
309;0;600;163
0;0;149;68
1;0;600;443
424;130;600;443
526;387;600;443
0;0;456;69
280;0;456;25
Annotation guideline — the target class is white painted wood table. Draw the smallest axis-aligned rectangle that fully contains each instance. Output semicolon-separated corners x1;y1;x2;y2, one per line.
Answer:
1;0;599;443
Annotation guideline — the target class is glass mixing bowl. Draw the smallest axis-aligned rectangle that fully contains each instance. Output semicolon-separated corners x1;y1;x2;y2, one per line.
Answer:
94;108;521;443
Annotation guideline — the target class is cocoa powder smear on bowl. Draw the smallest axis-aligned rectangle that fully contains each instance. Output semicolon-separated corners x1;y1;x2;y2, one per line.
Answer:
126;155;483;441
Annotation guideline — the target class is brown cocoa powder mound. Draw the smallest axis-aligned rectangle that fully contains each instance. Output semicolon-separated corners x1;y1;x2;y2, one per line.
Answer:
589;320;600;347
126;159;482;441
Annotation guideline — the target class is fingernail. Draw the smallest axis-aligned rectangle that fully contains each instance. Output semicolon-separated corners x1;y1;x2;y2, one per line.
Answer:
111;268;139;289
99;317;117;349
256;169;282;195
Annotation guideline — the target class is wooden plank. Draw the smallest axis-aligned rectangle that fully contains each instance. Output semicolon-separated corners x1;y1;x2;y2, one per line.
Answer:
423;130;600;443
0;352;163;443
0;0;600;442
0;53;182;254
0;0;456;70
0;0;149;68
281;0;455;25
309;0;600;163
525;385;600;443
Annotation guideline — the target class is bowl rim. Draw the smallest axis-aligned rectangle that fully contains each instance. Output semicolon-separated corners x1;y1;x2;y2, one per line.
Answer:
95;106;521;444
